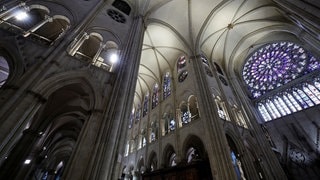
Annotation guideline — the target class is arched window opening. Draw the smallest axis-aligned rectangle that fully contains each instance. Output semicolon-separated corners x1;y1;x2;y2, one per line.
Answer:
162;113;175;135
257;77;320;122
94;41;120;72
138;127;147;149
178;70;188;82
142;136;147;148
180;103;191;125
189;95;199;120
232;106;248;128
242;41;320;122
214;62;224;75
72;33;102;62
143;93;149;117
0;56;9;88
135;104;141;123
0;3;70;44
149;121;158;143
169;153;177;167
187;147;200;163
152;84;159;109
163;72;171;99
31;15;70;44
177;55;187;72
163;145;177;168
69;34;120;72
215;97;230;121
112;0;131;15
202;56;213;77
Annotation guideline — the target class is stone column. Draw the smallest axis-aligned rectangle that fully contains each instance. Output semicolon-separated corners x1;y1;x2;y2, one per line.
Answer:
191;55;237;179
62;15;145;180
0;128;42;179
99;15;145;180
0;92;45;164
230;74;288;180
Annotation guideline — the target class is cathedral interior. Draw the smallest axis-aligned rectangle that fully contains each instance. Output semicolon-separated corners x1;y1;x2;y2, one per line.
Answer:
0;0;319;179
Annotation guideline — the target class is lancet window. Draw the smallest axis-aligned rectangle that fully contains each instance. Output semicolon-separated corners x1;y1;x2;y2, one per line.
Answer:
242;42;320;121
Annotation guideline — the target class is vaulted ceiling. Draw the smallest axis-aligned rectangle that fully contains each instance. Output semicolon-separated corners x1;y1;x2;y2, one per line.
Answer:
127;0;296;106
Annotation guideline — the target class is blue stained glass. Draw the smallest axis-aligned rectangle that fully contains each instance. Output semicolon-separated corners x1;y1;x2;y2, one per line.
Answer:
163;73;171;99
258;103;272;121
292;91;309;108
242;42;320;98
282;94;297;112
297;89;314;107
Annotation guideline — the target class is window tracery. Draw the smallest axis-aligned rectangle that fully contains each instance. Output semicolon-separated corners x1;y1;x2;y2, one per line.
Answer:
163;72;171;99
243;42;319;99
242;42;320;121
189;95;199;120
257;77;320;121
162;113;175;135
178;70;188;82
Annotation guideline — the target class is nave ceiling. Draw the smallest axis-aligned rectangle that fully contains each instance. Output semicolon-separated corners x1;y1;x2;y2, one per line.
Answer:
126;0;295;106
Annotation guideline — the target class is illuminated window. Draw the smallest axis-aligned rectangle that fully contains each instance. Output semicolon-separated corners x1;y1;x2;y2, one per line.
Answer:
180;103;190;125
242;42;320;122
128;108;134;128
243;42;319;99
163;72;171;99
0;56;9;88
135;104;141;123
152;84;159;109
177;56;186;72
143;93;149;117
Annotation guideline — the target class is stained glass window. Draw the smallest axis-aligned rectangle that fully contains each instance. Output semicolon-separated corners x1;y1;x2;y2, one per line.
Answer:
243;42;319;99
181;104;190;124
178;70;188;82
143;93;149;117
135;104;141;123
177;56;186;72
243;42;320;122
257;78;320;122
163;73;171;99
129;108;134;128
258;103;272;121
152;84;159;109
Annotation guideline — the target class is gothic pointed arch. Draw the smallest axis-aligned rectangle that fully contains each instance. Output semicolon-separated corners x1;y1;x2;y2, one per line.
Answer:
182;134;206;163
162;144;176;168
147;151;157;172
226;134;247;180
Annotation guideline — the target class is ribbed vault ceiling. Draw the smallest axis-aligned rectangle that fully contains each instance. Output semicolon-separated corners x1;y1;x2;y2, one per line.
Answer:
127;0;293;106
